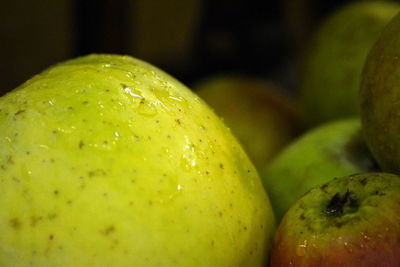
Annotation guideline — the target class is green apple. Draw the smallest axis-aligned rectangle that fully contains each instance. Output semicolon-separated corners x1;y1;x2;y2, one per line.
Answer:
261;118;377;222
300;1;399;127
270;173;400;266
0;54;275;266
360;12;400;173
193;74;302;172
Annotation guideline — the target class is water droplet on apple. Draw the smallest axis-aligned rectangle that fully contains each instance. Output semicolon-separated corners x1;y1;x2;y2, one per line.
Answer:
101;63;111;69
123;86;143;100
180;136;199;171
137;102;157;117
344;242;353;253
152;176;182;205
125;71;134;80
362;233;371;241
98;101;105;109
296;240;307;257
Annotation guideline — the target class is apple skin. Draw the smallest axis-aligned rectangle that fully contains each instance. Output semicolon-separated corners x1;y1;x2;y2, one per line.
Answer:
360;12;400;174
270;173;400;267
261;118;377;222
194;74;302;172
300;1;399;127
0;54;275;266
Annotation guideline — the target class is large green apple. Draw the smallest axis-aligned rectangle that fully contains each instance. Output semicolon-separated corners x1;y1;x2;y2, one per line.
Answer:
0;54;275;266
360;12;400;173
300;1;399;126
261;118;377;222
193;74;302;172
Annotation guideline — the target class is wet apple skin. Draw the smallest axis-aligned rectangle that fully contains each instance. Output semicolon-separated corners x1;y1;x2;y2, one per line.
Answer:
0;54;275;267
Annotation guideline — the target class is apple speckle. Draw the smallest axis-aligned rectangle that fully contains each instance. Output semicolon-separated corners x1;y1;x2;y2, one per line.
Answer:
14;110;25;115
30;216;43;227
102;225;116;236
48;213;57;220
10;218;22;229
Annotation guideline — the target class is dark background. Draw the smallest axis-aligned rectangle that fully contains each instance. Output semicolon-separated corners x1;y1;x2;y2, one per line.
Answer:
0;0;357;96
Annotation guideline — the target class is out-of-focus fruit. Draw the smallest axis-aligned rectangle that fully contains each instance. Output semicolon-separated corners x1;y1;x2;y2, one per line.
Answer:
194;74;302;171
360;11;400;173
300;1;399;126
262;118;377;221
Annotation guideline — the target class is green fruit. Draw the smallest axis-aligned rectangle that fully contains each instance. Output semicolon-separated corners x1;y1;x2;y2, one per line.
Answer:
262;118;377;222
300;1;399;126
270;173;400;266
360;12;400;173
194;74;302;172
0;54;275;267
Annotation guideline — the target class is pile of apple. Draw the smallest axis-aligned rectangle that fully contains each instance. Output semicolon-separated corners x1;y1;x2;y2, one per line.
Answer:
267;1;400;266
1;2;400;267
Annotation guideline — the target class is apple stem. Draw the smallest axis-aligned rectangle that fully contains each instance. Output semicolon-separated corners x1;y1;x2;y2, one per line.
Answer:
324;189;355;217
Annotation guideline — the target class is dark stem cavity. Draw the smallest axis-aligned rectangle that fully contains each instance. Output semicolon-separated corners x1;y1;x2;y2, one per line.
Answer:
324;190;358;217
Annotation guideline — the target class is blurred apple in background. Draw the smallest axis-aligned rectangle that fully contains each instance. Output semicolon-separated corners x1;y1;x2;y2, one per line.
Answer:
193;74;303;172
299;1;400;127
262;118;378;222
360;10;400;174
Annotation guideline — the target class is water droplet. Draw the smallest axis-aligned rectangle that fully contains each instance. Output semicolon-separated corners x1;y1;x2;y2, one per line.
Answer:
152;175;182;205
168;96;184;102
102;63;111;69
39;144;49;149
296;240;307;257
125;71;134;79
123;86;143;99
98;101;105;109
137;102;157;117
180;136;198;171
362;233;371;241
344;242;353;253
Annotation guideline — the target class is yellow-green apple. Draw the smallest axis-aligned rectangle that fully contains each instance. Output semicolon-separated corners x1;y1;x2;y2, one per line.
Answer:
193;74;302;171
271;173;400;266
360;11;400;173
262;118;377;222
300;1;399;126
0;54;275;267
